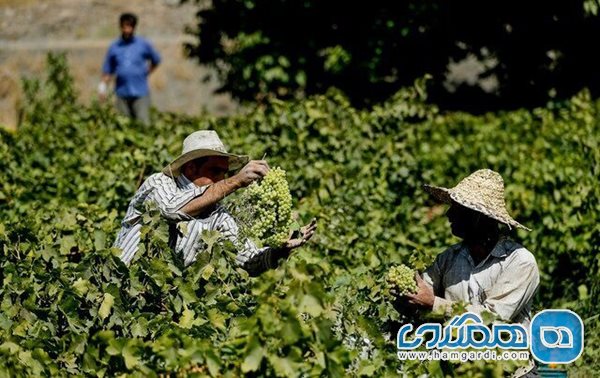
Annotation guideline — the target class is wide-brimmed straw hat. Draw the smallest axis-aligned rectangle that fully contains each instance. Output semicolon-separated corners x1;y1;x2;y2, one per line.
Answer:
423;169;530;231
162;130;249;177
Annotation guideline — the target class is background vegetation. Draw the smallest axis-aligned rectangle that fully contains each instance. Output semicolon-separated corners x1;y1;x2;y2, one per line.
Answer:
184;0;600;112
0;55;598;376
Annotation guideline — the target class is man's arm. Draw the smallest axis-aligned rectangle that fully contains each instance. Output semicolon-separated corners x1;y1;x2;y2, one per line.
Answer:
99;45;116;100
147;160;267;223
179;176;241;216
145;39;161;75
180;160;269;217
217;211;279;276
218;214;317;276
98;74;112;99
409;251;540;321
421;253;444;295
146;174;208;222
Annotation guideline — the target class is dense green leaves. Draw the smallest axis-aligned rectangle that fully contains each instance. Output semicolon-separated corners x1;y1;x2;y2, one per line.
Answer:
184;0;600;112
0;53;598;376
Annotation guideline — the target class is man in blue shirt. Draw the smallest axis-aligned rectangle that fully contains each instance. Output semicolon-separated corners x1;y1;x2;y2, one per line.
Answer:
99;13;161;125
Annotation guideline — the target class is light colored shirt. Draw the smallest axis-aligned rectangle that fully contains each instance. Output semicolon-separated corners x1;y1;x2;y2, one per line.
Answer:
422;237;540;326
114;173;278;275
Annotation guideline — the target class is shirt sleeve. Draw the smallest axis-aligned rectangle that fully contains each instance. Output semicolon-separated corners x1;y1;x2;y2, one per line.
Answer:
216;211;286;276
102;44;116;74
432;250;540;321
144;40;161;66
422;252;455;316
422;253;445;296
146;174;208;222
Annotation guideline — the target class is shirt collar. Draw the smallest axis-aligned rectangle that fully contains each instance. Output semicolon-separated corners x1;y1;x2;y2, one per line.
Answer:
458;236;512;264
176;174;197;190
490;237;513;258
119;35;136;44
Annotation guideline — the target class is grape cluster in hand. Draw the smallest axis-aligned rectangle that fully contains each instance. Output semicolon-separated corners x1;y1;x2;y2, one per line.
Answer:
242;167;292;248
386;264;418;296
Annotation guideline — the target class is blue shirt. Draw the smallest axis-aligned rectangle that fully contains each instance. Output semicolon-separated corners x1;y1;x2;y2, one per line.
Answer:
102;36;161;98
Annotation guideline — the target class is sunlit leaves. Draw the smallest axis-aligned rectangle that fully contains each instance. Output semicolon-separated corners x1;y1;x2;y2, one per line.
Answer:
0;54;598;377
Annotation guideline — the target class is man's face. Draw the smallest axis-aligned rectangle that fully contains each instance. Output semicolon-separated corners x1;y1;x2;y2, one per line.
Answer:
120;22;135;40
446;203;481;239
188;156;230;186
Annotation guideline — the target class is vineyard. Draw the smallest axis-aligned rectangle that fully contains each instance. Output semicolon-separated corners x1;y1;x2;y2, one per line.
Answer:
0;55;598;376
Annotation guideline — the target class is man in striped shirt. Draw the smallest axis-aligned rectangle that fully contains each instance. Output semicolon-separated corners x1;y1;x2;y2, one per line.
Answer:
114;130;316;275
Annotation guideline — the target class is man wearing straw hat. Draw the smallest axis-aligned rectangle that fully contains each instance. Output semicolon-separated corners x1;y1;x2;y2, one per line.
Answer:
398;169;540;377
114;130;316;275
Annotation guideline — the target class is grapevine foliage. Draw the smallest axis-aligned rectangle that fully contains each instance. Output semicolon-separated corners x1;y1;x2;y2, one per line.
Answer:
236;167;293;248
0;54;598;377
385;265;418;296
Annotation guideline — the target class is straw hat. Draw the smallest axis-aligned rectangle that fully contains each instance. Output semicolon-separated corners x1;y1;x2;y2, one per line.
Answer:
162;130;249;177
423;169;530;231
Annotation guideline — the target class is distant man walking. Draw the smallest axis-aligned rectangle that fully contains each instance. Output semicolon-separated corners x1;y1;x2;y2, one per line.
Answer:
99;13;161;125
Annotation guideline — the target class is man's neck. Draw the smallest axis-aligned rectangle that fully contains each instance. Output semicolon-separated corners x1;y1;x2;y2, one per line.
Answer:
465;233;499;266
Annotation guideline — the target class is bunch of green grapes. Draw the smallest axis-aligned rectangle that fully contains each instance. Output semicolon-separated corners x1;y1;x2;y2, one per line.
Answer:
241;167;293;248
386;264;418;296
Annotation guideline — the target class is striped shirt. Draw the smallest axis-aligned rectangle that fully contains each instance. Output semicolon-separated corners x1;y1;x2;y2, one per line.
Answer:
114;173;279;275
422;237;540;327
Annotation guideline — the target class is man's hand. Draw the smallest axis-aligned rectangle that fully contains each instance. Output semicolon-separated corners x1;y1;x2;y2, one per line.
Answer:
149;63;159;75
284;218;317;250
405;273;435;309
98;82;108;102
98;75;111;102
234;160;270;187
